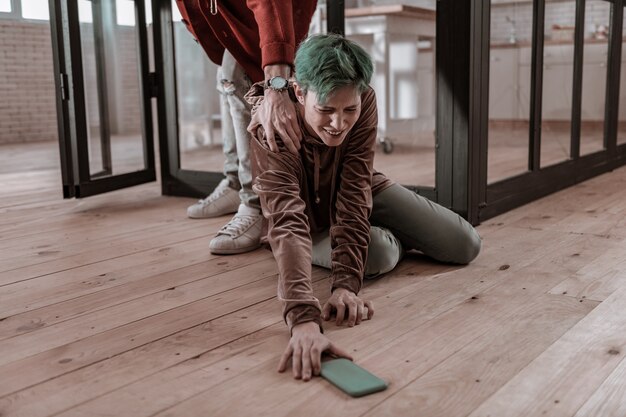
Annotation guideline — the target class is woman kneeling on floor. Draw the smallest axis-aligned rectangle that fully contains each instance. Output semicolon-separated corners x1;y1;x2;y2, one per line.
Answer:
247;34;482;381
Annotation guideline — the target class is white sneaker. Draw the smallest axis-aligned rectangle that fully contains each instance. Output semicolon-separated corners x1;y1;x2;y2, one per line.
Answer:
187;179;240;219
209;204;263;255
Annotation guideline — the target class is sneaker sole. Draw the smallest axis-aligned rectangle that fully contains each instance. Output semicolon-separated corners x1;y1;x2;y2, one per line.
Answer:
187;206;239;219
187;209;238;219
209;243;262;255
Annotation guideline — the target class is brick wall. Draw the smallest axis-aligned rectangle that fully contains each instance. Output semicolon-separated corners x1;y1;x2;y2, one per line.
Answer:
491;1;621;43
0;19;143;145
115;25;142;135
0;19;57;144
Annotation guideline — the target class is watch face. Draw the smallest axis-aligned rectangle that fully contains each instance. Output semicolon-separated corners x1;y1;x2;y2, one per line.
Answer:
270;76;288;89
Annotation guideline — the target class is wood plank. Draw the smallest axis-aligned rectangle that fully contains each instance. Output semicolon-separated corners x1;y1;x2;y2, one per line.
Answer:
471;225;614;279
548;241;626;302
0;251;272;340
0;192;193;251
0;197;190;249
0;218;220;281
573;356;626;417
141;268;579;417
0;253;276;361
0;267;281;398
467;285;626;417
506;175;626;238
54;328;284;417
260;270;597;417
0;236;219;316
363;295;595;416
13;262;469;417
12;209;613;416
0;323;282;417
2;138;626;417
0;260;455;416
0;266;339;413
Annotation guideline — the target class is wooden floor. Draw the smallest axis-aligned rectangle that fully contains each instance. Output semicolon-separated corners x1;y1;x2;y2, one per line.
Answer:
1;140;626;416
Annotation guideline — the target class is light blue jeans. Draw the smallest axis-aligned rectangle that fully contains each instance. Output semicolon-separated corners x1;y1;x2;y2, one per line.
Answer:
216;51;260;209
312;184;482;278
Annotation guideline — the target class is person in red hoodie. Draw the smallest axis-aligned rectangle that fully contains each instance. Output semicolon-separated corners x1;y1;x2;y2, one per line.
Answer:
175;0;318;254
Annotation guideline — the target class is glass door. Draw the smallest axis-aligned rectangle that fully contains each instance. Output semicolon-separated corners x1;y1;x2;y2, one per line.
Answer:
151;0;223;198
49;0;155;198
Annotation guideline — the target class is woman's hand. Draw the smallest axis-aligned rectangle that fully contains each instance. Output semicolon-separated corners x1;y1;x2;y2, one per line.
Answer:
277;321;352;381
257;89;301;154
322;288;374;327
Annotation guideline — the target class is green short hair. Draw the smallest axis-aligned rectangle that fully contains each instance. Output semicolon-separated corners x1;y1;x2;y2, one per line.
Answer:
295;34;373;104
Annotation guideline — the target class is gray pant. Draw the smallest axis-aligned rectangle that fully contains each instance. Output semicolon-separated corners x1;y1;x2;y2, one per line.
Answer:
312;183;482;278
217;51;260;209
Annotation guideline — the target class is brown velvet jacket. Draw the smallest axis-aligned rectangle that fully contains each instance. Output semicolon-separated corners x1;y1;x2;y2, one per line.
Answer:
247;84;393;332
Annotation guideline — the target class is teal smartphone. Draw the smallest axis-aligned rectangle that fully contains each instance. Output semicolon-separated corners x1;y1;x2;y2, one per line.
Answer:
320;358;388;397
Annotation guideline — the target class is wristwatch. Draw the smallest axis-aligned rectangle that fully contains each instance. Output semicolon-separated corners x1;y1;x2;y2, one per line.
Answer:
265;76;289;92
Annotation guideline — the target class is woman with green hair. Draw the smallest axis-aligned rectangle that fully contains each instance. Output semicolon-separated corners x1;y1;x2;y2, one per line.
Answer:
247;34;481;381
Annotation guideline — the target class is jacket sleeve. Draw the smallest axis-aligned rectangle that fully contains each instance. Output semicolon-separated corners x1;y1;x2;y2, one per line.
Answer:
329;89;378;295
246;0;297;69
251;133;323;333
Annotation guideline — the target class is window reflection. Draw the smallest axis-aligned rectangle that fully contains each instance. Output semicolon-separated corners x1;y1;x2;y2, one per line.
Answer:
78;0;147;177
488;1;531;183
580;0;610;156
0;0;11;13
540;0;576;168
173;0;222;172
22;0;48;20
116;0;136;26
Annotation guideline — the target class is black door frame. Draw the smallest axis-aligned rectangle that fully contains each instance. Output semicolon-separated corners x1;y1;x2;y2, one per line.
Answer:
49;0;156;198
324;1;484;217
439;0;626;225
152;0;224;198
54;0;626;222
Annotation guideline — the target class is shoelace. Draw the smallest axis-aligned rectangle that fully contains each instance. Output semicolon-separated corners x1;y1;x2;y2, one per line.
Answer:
218;214;259;237
198;185;230;206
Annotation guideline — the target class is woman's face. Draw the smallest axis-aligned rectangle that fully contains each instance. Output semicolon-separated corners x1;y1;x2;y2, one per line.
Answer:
294;83;362;147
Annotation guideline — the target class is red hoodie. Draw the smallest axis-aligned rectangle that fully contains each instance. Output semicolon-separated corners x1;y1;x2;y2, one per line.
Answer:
175;0;318;82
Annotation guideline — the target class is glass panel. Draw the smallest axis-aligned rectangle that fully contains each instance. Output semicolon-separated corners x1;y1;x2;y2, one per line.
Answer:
0;0;11;13
22;0;49;20
78;0;103;175
116;0;135;26
580;0;610;155
171;0;181;21
619;11;626;146
78;0;92;23
109;1;147;176
488;2;532;183
347;4;436;187
173;0;223;172
540;0;575;168
375;38;436;187
79;0;147;177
